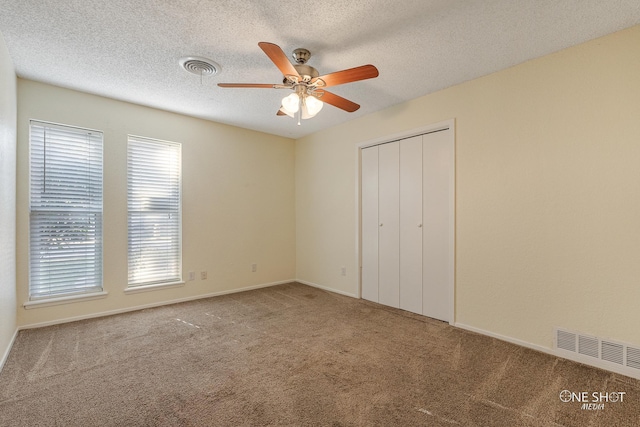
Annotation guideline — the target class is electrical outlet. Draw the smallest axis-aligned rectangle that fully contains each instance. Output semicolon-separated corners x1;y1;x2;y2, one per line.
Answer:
200;271;207;280
341;266;347;276
251;263;257;272
188;271;195;281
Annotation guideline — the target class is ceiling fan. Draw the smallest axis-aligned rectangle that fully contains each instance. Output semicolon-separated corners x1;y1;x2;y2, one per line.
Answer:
218;42;379;124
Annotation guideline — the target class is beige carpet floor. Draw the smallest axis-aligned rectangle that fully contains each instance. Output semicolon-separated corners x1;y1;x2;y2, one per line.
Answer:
0;282;639;426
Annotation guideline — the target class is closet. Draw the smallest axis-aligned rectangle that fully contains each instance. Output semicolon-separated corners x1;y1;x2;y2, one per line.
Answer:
361;128;453;322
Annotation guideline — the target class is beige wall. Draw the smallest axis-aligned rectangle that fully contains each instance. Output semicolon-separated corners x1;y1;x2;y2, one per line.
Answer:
16;80;296;327
296;25;640;349
0;33;17;367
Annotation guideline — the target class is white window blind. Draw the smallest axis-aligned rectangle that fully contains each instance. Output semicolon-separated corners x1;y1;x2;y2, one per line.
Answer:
127;136;182;286
29;121;103;300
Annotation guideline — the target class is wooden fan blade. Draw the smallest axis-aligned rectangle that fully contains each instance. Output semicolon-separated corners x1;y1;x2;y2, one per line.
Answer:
258;42;300;78
314;90;360;112
277;109;287;116
316;65;379;87
218;83;276;88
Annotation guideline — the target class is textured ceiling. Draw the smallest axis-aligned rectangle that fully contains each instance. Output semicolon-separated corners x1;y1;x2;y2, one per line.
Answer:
1;1;640;139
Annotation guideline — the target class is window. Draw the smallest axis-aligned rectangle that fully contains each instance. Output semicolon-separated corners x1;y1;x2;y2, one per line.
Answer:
29;121;103;300
127;135;182;287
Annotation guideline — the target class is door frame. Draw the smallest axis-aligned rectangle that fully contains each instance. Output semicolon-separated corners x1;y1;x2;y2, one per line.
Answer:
355;119;456;324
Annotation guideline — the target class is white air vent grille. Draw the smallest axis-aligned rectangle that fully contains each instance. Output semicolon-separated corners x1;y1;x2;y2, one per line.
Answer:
555;328;640;378
557;330;576;352
578;335;599;358
179;56;220;76
627;347;640;370
601;341;624;365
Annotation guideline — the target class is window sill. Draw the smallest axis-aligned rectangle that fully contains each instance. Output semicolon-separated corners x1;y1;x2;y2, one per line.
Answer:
24;291;109;310
124;281;185;295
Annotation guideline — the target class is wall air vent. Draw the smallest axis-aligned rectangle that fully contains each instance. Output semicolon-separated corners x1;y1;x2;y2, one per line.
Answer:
554;328;640;379
627;347;640;370
601;341;624;365
578;335;599;358
557;329;577;352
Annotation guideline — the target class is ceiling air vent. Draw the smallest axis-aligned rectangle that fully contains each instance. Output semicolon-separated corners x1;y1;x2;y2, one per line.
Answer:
179;56;220;77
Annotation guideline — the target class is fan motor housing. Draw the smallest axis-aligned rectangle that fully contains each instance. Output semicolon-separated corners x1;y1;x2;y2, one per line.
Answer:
283;64;319;84
294;64;319;79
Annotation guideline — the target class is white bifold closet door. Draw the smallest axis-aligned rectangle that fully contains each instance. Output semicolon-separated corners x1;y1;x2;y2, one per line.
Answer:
422;130;451;321
399;136;423;314
361;129;452;322
361;147;379;303
378;142;400;308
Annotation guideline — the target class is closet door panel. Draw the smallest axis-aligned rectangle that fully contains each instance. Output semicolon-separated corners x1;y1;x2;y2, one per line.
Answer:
399;136;423;314
422;131;452;322
378;142;400;308
361;146;379;303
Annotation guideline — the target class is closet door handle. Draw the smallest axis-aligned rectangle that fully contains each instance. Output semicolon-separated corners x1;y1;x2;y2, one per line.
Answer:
379;223;383;227
418;224;422;228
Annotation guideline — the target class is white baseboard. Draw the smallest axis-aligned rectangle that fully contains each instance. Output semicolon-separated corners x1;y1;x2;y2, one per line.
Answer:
19;279;295;330
454;322;557;357
295;279;358;299
454;322;640;380
555;346;640;380
0;328;19;373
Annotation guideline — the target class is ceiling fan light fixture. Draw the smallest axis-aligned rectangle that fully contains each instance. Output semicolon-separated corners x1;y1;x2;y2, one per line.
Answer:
304;95;323;117
279;106;295;118
281;93;300;114
300;107;314;120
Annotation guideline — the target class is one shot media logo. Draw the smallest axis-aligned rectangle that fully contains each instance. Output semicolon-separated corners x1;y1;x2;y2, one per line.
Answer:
559;390;626;410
